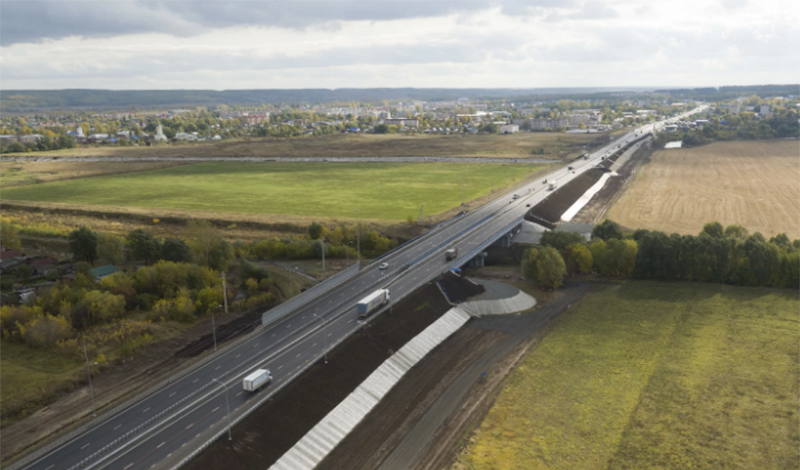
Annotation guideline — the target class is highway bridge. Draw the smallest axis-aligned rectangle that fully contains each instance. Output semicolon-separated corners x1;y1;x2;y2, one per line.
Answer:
13;106;705;470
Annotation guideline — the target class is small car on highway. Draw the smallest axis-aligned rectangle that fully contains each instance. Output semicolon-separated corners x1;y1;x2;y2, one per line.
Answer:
379;262;389;270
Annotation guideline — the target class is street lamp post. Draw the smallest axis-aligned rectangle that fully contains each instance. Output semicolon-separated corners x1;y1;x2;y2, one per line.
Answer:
321;237;325;271
315;314;328;364
211;304;222;352
83;338;97;417
221;271;228;316
212;378;232;441
355;209;361;265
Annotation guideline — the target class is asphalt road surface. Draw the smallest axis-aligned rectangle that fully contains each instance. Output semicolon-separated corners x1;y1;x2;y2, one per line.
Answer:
19;106;705;470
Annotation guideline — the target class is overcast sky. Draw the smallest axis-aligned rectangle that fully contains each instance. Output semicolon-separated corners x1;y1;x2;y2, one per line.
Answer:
1;0;797;90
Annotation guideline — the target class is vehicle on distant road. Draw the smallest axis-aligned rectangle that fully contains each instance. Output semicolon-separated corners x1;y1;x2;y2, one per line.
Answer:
357;289;390;317
379;262;388;270
445;248;459;260
243;369;272;392
548;181;558;190
512;194;519;199
568;166;573;170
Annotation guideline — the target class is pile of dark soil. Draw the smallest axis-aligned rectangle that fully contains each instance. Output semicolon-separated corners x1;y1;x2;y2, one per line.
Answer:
182;282;451;470
526;167;610;225
436;271;485;303
174;308;265;358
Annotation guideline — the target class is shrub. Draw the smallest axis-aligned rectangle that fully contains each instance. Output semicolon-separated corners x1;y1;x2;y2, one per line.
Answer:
21;314;72;349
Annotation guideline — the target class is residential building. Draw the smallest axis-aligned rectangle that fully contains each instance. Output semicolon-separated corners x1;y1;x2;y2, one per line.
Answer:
500;124;519;134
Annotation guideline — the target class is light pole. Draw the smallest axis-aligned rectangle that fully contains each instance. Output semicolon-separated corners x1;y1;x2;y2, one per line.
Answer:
212;379;232;441
321;237;325;271
314;314;328;364
211;304;222;352
221;271;228;316
355;209;361;265
83;338;97;417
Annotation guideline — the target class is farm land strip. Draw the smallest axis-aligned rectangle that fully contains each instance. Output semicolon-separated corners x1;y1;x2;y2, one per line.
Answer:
0;132;600;160
453;281;799;470
1;161;549;222
606;140;800;239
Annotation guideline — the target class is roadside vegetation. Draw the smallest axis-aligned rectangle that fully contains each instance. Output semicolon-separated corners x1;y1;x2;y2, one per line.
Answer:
0;162;547;221
0;216;395;426
523;220;799;291
454;281;799;470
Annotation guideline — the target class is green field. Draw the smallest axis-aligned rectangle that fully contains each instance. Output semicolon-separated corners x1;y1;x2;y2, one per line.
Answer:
0;162;545;220
0;341;84;425
455;282;799;470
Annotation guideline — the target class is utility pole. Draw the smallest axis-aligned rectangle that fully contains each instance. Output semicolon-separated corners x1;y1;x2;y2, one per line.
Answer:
83;338;97;417
221;271;228;316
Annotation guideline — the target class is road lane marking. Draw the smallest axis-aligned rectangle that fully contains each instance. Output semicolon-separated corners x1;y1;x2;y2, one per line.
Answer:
124;464;134;470
286;324;291;328
254;342;259;347
213;407;220;412
157;442;165;449
235;354;241;358
169;392;176;397
215;366;221;370
186;423;194;429
113;424;122;430
278;365;283;369
192;378;199;383
142;407;150;413
81;443;90;449
271;333;276;337
348;319;354;323
296;353;301;358
236;391;243;397
45;466;54;470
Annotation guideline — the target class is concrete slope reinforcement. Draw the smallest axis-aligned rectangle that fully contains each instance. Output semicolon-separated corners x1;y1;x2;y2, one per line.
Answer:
268;307;472;470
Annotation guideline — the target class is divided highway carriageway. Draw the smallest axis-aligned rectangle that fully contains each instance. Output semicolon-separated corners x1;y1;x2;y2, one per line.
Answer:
14;106;705;470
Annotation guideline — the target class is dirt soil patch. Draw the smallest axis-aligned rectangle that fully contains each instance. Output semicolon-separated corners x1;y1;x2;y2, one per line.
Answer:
436;271;485;303
605;139;800;238
317;327;508;470
573;141;654;225
181;282;452;470
527;167;610;225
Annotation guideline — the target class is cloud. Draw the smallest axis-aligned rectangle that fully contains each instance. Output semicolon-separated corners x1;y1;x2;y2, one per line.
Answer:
0;0;565;46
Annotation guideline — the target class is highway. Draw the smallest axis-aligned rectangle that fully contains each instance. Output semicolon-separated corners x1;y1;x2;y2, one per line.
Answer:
17;106;706;470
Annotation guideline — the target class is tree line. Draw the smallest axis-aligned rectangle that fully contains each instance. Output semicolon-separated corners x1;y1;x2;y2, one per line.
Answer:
523;220;799;290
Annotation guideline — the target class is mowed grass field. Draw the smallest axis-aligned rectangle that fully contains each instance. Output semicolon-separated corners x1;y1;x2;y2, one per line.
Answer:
606;140;800;239
455;281;799;470
0;162;546;221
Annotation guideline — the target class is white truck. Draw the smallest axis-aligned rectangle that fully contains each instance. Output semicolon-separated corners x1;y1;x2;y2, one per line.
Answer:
357;289;390;317
242;369;272;392
445;248;459;260
548;181;558;190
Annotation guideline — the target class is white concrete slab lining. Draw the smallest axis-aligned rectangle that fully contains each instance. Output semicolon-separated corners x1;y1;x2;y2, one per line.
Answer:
269;307;471;470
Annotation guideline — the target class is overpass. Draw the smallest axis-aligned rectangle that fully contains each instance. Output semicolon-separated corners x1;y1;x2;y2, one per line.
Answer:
12;106;706;470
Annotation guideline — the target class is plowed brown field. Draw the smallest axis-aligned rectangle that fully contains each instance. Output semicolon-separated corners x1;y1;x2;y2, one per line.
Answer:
606;140;799;238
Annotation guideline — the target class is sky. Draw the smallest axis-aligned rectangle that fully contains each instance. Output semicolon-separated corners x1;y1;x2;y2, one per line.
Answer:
0;0;797;90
